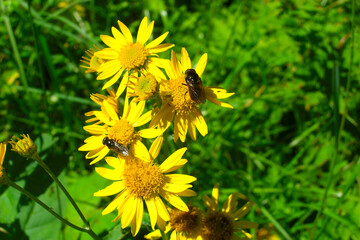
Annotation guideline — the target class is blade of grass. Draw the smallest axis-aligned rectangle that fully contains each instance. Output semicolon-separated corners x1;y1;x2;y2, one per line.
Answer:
258;205;292;240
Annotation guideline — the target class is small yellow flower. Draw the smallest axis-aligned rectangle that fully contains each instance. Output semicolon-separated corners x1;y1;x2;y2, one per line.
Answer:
80;45;104;73
94;17;174;97
127;71;163;102
94;137;197;236
0;143;7;185
85;89;120;124
202;184;258;240
9;134;38;159
145;205;203;240
79;99;160;164
150;48;234;142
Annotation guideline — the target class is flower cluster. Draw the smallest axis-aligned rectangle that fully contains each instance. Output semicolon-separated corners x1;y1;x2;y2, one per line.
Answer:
79;17;253;238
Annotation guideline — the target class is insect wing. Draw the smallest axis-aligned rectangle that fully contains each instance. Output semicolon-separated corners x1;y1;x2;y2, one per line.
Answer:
188;81;206;104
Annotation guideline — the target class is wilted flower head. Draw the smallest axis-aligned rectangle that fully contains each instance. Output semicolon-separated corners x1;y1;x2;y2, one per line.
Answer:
0;143;7;185
9;134;38;159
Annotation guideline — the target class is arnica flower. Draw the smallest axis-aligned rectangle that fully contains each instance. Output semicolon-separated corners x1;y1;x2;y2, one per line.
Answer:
0;143;7;185
145;205;203;240
201;184;258;240
85;89;120;124
94;16;174;97
94;137;197;236
127;70;164;102
9;134;38;159
80;45;104;73
79;99;161;164
150;48;234;142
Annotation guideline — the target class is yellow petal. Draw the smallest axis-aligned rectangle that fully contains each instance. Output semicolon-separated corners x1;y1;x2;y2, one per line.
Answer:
93;111;113;125
0;143;6;165
150;43;175;54
205;86;235;99
83;125;107;135
102;191;127;215
117;20;133;43
95;48;118;60
104;100;119;121
105;156;123;169
136;17;148;44
154;196;170;221
126;100;145;125
116;71;129;98
145;198;158;230
147;62;167;79
144;229;162;239
178;189;196;197
170;50;181;78
95;167;122;180
131;197;144;236
174;113;187;142
150;104;174;131
97;60;121;80
192;108;208;136
138;128;162;139
111;26;127;45
94;181;124;196
162;183;192;193
132;139;151;162
195;53;207;77
203;194;217;211
233;201;255;220
134;108;156;127
164;174;197;184
212;183;219;209
121;195;137;228
102;68;124;90
89;147;109;165
159;148;187;173
149;135;163;160
159;189;188;212
188;115;197;141
181;48;191;73
161;159;188;174
78;135;105;151
146;32;169;49
100;34;121;51
207;96;234;109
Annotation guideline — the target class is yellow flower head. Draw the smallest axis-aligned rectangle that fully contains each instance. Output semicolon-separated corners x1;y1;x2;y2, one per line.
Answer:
202;184;258;240
94;17;174;97
150;48;234;142
80;45;104;73
85;89;120;124
145;205;203;240
9;134;38;159
0;143;7;185
79;98;161;164
94;137;197;236
127;71;163;102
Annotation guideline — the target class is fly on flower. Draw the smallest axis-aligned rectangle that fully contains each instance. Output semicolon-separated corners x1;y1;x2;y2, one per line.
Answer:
184;68;206;104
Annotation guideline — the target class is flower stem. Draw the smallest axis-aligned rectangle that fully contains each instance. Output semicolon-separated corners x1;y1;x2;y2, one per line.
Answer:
159;228;169;240
33;153;89;227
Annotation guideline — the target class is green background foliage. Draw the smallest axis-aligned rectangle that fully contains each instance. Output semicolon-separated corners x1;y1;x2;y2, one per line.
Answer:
0;0;359;239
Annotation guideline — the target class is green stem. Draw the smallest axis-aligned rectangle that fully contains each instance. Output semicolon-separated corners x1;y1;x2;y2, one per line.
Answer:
159;228;169;240
33;154;90;227
1;0;29;89
7;179;85;232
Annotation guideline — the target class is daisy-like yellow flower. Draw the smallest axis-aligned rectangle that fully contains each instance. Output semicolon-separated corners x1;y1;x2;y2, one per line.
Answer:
9;134;38;159
79;98;160;164
145;205;203;240
80;45;104;73
202;184;258;240
85;89;120;124
94;137;197;236
94;17;174;97
150;48;234;142
127;70;164;102
0;143;7;185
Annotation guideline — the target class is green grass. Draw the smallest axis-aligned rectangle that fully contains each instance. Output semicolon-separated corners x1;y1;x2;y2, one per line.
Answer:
0;0;359;239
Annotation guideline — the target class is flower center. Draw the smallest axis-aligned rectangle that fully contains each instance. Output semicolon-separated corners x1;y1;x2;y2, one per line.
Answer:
202;212;234;240
134;73;158;100
119;42;150;71
169;76;195;112
170;206;202;234
108;119;135;146
122;159;164;199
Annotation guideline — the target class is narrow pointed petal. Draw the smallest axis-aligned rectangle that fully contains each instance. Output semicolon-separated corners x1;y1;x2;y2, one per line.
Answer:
212;183;219;208
159;189;188;212
100;35;121;51
145;198;158;230
146;32;169;49
94;181;124;196
205;86;235;99
131;198;144;236
116;72;129;98
181;48;191;73
165;174;197;184
150;43;174;54
89;147;110;165
192;108;208;136
159;147;187;173
126;100;145;125
102;68;124;90
95;48;118;60
195;53;208;77
102;191;127;215
207;96;234;109
78;135;105;151
154;196;170;221
171;50;181;77
95;167;122;180
136;17;148;44
134;108;156;127
142;20;154;43
121;195;137;228
111;26;127;45
149;135;163;160
117;20;133;43
138;128;162;139
132;139;151;162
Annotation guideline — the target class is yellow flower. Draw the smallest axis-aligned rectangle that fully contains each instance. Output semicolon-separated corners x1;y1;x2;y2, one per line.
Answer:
145;205;203;240
80;45;104;73
202;184;258;240
85;89;120;124
0;142;7;185
78;99;161;164
150;48;234;142
9;134;38;159
94;17;174;97
94;137;197;236
127;70;163;102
